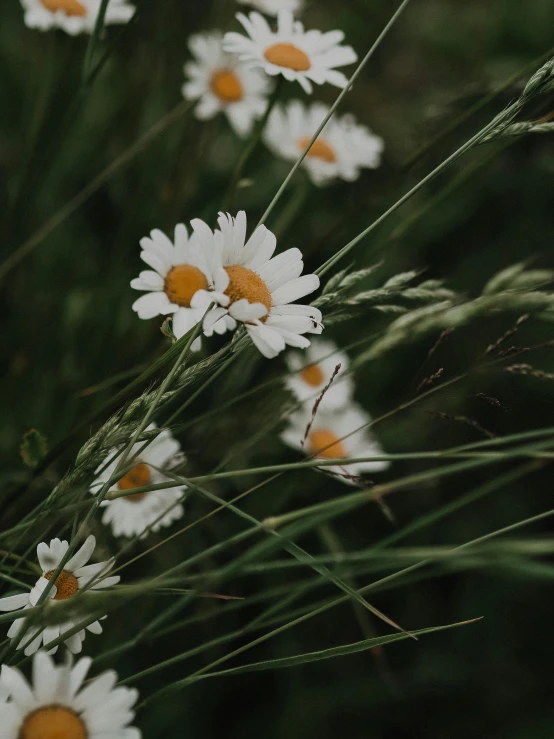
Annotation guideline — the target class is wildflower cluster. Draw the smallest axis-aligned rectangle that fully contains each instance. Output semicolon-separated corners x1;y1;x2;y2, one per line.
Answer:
5;0;554;736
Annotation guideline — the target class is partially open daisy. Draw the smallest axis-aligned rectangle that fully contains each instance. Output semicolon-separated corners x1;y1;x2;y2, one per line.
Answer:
285;338;354;409
223;10;357;94
0;536;118;656
282;402;390;484
237;0;304;17
131;222;235;348
91;424;187;538
20;0;134;35
265;100;384;186
182;31;272;138
191;211;322;359
0;650;140;739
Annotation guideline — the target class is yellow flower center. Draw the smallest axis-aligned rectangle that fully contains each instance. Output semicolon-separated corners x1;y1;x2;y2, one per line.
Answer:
40;0;87;16
308;429;347;459
164;265;208;308
210;69;244;103
300;363;325;387
19;705;87;739
224;265;272;317
264;43;311;71
117;462;151;502
297;136;337;163
43;570;79;601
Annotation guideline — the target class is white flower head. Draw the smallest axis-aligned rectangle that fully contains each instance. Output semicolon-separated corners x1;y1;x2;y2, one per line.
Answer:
223;11;358;94
20;0;134;35
285;338;354;409
91;424;187;539
0;650;140;738
0;536;119;656
237;0;304;17
191;211;323;359
282;402;390;484
265;100;384;186
131;222;236;348
183;31;272;138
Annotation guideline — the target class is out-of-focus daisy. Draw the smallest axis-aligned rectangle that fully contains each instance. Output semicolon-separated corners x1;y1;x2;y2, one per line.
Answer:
0;536;118;656
131;222;235;348
0;650;140;739
191;211;322;359
20;0;134;35
182;31;272;137
285;338;353;409
91;424;187;538
223;11;357;94
237;0;304;17
265;100;384;186
282;402;389;483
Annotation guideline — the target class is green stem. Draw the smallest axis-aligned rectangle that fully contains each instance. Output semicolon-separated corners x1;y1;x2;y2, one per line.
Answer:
222;78;284;212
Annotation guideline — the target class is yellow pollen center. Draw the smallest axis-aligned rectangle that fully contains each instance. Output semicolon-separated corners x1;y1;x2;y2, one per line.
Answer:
297;136;337;163
308;429;347;460
40;0;87;16
19;705;87;739
224;265;272;317
300;363;325;387
117;462;151;502
264;43;311;71
164;265;208;308
210;69;244;103
44;570;79;601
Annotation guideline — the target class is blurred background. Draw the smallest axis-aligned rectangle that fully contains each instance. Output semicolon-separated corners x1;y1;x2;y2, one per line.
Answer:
2;0;554;736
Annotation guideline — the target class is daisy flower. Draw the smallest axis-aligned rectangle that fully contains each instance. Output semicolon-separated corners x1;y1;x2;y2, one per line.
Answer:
131;222;235;348
182;31;272;138
191;211;323;359
223;10;358;94
285;338;354;409
0;650;140;739
282;402;390;483
91;424;187;538
0;536;118;656
20;0;134;35
237;0;304;17
265;100;384;186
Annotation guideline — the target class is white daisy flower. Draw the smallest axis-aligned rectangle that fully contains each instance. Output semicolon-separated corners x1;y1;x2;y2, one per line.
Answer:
0;650;140;739
285;338;354;409
223;10;358;94
182;31;272;138
191;211;323;359
237;0;304;17
0;536;119;656
91;424;187;539
265;100;384;186
131;222;236;349
282;402;390;483
20;0;134;35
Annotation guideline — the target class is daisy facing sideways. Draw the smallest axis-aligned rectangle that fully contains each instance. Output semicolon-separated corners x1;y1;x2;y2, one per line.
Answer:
0;650;140;739
265;100;384;186
282;402;390;484
20;0;134;35
236;0;304;17
182;31;271;137
285;338;354;409
223;10;357;94
0;535;119;656
191;211;323;359
91;424;187;538
131;222;235;348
